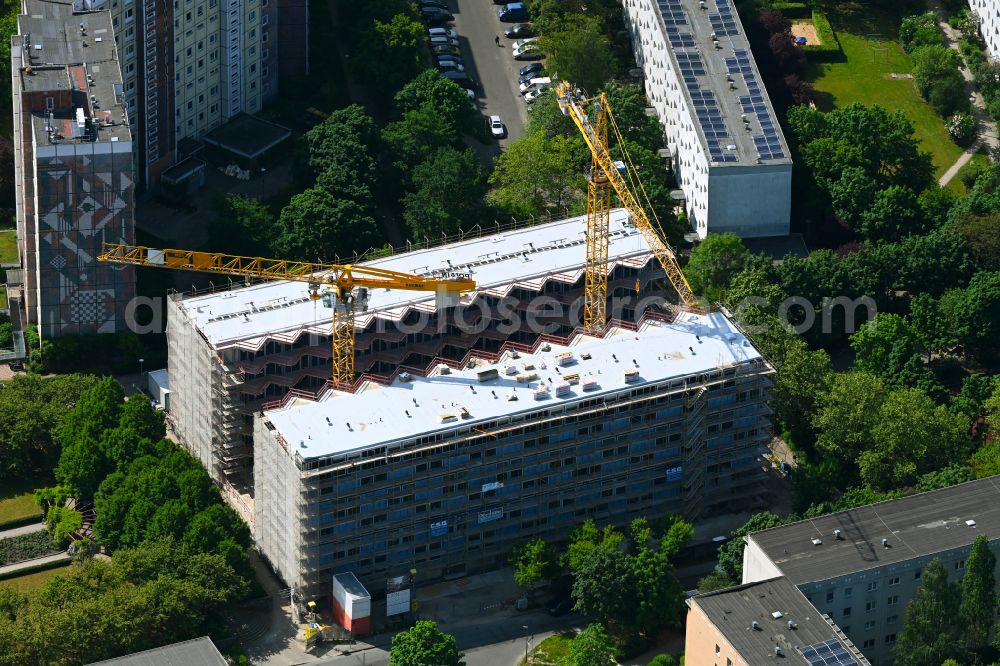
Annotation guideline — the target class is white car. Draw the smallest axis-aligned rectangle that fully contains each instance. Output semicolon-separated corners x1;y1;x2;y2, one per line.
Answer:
428;27;458;39
524;88;545;103
511;37;537;51
489;115;506;138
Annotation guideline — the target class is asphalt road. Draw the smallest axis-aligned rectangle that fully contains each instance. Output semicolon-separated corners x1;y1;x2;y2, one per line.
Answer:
447;0;529;153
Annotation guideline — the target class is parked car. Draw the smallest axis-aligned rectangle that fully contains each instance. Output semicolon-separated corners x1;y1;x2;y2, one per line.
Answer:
524;86;546;102
419;0;450;11
436;54;465;67
431;43;462;57
518;62;544;78
519;76;551;95
440;70;478;90
429;35;460;47
518;68;545;85
504;23;534;38
498;2;528;22
511;37;537;52
420;7;454;24
548;598;574;616
428;27;458;39
489;115;506;138
437;60;464;72
512;43;541;60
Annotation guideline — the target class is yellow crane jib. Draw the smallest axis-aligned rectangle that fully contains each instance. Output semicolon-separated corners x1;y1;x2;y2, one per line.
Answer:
554;81;699;325
97;243;476;388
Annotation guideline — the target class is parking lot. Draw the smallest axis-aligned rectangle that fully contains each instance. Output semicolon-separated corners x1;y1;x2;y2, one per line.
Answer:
442;0;531;154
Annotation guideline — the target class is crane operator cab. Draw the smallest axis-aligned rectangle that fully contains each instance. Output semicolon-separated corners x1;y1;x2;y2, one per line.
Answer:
320;287;370;314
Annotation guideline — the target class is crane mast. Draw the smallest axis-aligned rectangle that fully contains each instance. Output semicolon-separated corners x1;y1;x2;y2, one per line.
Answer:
555;81;699;331
98;243;476;388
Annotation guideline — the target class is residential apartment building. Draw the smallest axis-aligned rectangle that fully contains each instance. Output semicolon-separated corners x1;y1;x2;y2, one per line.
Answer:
11;0;136;337
970;0;1000;61
686;576;871;665
254;311;775;599
87;0;297;187
741;478;1000;666
166;211;675;510
623;0;792;238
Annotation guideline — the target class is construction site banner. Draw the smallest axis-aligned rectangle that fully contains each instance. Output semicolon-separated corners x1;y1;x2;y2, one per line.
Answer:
386;575;412;617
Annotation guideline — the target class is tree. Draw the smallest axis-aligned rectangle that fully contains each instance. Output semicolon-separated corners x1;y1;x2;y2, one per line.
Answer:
630;546;685;633
403;148;486;240
563;519;624;571
895;559;961;666
394;70;480;139
987;382;1000;434
208;195;276;257
952;213;1000;271
813;372;886;485
948;271;1000;358
537;15;616;94
509;538;559;596
571;546;635;631
274;188;378;262
959;535;995;651
684;233;749;302
388;621;464;666
911;45;968;117
487;132;586;218
771;340;832;449
646;655;676;666
899;13;942;52
568;623;618;666
768;32;805;76
909;293;957;361
885;226;973;296
915;464;973;491
861;388;971;490
382;104;464;177
716;512;787;582
353;14;426;104
757;9;791;36
859;185;928;242
850;314;934;390
300;105;379;186
696;571;737;593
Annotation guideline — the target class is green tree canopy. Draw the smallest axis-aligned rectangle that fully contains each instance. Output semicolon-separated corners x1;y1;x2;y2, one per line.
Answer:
899;13;942;52
895;559;961;666
850;313;935;391
353;13;426;105
509;538;559;594
300;104;379;186
394;70;480;138
388;620;464;666
911;45;968;117
952;213;1000;272
959;534;996;650
563;519;624;571
208;194;277;257
568;623;618;666
274;188;378;262
537;15;616;94
859;185;929;243
571;545;635;632
716;512;788;583
402;147;486;241
771;340;833;449
813;372;886;485
684;233;749;302
487;131;586;218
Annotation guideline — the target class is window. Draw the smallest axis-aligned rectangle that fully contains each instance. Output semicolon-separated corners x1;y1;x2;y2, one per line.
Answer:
888;576;900;586
866;581;878;592
955;560;966;571
863;639;875;650
844;587;852;598
249;10;256;21
262;30;269;43
826;591;834;603
866;600;877;613
715;645;720;655
727;660;732;666
887;615;898;625
887;595;899;606
45;96;54;110
865;620;875;630
842;607;851;617
885;633;897;645
914;569;922;580
262;13;268;25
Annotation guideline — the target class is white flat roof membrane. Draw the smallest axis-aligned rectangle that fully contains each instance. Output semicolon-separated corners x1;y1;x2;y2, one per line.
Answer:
178;210;654;346
264;311;763;460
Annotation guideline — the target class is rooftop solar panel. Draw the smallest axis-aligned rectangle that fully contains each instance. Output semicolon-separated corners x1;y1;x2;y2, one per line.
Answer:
798;639;861;666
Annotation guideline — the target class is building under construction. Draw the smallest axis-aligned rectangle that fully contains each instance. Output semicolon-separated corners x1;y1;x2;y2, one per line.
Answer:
166;210;679;518
254;310;774;599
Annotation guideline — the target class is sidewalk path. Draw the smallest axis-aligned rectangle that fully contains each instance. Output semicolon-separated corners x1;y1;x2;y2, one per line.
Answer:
0;552;70;577
0;521;45;540
930;0;998;186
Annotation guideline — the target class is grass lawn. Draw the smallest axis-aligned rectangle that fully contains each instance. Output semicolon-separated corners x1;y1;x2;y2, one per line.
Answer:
945;149;992;196
0;230;16;264
0;563;70;592
525;632;575;665
807;3;964;178
0;493;41;528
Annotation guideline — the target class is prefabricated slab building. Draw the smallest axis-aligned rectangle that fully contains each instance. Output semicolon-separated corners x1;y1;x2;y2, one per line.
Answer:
255;311;774;599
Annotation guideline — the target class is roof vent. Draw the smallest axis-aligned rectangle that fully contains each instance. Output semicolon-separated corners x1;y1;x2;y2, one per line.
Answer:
775;645;782;657
582;377;599;392
788;620;797;630
507;392;518;401
811;538;822;546
882;538;889;548
504;364;518;376
437;363;451;375
751;620;760;630
624;367;640;383
771;611;783;620
533;386;550;400
477;368;499;382
399;372;413;382
966;519;977;527
834;529;842;540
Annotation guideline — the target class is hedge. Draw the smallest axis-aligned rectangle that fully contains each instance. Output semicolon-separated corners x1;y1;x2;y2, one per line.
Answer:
0;514;43;533
0;557;70;582
802;10;843;61
771;1;811;19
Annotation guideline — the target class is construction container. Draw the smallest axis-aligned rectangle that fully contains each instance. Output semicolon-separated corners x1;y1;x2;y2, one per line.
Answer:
332;572;371;636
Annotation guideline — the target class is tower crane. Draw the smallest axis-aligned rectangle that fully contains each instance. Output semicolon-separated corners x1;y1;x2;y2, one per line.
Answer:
555;81;699;331
97;243;476;388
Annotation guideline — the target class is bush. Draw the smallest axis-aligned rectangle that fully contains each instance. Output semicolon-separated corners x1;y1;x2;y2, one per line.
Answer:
900;13;942;53
768;1;810;19
0;530;59;565
648;655;677;666
912;45;970;117
45;506;82;547
947;112;977;146
802;11;842;61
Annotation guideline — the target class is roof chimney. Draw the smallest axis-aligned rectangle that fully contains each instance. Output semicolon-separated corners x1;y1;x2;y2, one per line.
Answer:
751;620;760;630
